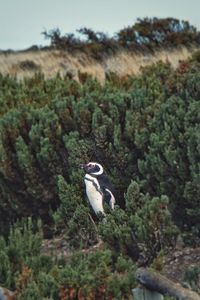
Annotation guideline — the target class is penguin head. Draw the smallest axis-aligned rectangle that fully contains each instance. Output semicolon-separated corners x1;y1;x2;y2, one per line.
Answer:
80;162;104;175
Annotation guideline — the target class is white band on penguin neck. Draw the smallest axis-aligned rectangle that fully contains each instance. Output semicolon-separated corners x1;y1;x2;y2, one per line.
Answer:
90;162;104;175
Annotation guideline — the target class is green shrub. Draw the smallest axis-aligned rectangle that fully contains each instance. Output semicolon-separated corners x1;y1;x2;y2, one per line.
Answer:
0;218;137;299
100;181;178;263
183;266;200;293
0;218;42;290
0;53;200;240
1;58;200;296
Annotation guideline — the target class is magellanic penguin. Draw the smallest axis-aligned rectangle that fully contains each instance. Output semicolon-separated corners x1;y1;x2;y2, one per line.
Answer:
80;162;116;218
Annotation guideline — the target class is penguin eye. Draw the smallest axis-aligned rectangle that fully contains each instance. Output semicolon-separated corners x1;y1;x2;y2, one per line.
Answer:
87;163;94;169
87;163;95;170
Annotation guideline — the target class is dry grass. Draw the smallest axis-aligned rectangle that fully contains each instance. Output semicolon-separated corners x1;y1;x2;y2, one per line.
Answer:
0;46;198;83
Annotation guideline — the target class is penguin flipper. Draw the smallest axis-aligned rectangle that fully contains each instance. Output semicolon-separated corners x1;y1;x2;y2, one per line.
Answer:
104;188;115;210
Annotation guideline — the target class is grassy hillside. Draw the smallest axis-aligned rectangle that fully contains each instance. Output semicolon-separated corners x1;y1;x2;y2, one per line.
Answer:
0;46;197;83
1;17;200;83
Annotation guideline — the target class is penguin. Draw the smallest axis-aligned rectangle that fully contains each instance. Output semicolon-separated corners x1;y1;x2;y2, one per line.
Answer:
80;162;116;217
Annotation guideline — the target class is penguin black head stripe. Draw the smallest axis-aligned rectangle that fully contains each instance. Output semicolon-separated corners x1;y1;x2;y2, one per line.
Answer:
80;162;116;216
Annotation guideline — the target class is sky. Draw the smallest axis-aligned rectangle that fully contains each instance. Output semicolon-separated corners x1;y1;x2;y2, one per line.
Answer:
0;0;200;50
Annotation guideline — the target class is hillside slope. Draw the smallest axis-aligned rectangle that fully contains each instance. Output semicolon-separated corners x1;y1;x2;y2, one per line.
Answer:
0;46;198;83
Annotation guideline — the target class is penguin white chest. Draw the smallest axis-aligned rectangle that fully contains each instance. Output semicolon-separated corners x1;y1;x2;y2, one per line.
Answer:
84;174;104;215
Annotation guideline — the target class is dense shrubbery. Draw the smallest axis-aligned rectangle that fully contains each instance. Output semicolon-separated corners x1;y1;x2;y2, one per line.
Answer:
1;57;200;237
1;50;200;297
42;18;200;59
0;218;136;299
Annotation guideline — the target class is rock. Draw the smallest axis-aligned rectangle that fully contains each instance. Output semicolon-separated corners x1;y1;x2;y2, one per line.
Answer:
0;287;16;300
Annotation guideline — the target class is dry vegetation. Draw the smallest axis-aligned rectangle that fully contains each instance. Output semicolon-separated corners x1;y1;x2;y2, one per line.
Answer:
0;46;198;83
